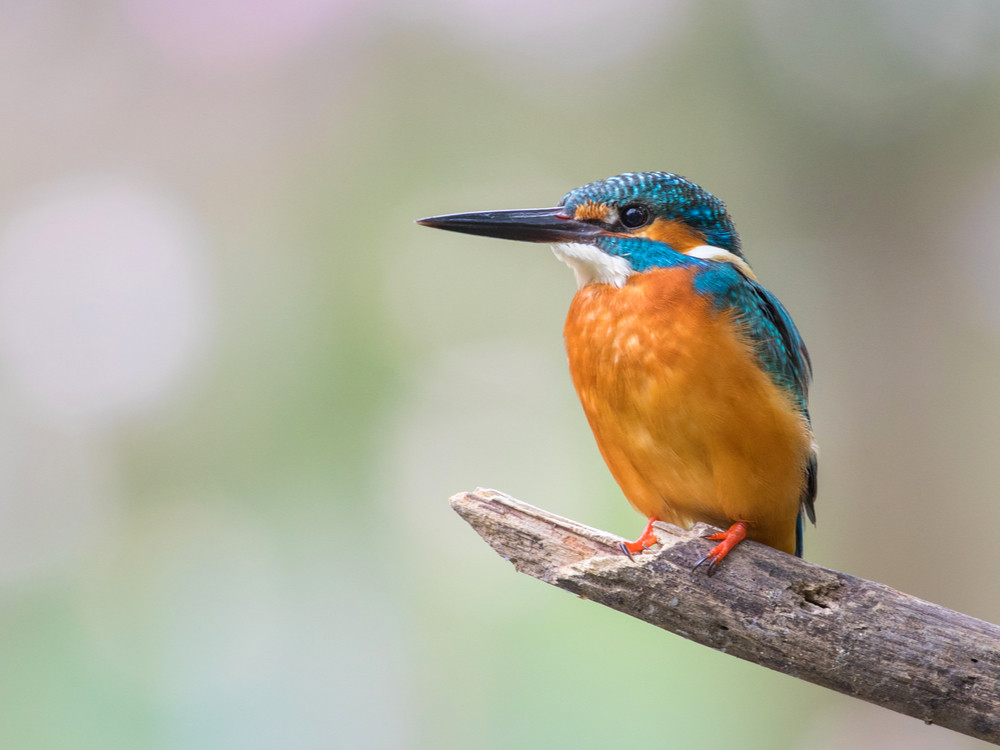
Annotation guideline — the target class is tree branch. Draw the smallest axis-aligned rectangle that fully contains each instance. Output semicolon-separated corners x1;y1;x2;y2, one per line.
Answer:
450;488;1000;745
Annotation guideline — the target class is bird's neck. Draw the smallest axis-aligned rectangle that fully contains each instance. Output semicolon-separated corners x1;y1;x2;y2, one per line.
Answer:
552;236;754;290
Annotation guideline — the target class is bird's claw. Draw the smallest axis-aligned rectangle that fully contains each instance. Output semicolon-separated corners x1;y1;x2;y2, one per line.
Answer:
619;517;659;562
692;521;749;575
692;551;723;576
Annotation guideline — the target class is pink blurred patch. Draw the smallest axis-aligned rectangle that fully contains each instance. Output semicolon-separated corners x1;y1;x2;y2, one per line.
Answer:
125;0;364;75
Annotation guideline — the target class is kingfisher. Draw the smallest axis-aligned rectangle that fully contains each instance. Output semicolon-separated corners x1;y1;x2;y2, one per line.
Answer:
418;172;816;572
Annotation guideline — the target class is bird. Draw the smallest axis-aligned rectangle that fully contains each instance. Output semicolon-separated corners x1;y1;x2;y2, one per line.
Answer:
417;172;816;572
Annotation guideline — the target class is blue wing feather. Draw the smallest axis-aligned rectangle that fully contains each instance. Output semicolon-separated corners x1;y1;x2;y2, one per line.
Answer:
694;262;818;552
742;279;818;554
744;279;811;417
692;263;811;412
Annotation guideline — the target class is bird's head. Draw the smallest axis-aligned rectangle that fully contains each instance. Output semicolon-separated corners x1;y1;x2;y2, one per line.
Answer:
418;172;750;288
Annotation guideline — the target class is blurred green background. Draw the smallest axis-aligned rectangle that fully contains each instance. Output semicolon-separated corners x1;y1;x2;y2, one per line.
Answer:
1;2;999;748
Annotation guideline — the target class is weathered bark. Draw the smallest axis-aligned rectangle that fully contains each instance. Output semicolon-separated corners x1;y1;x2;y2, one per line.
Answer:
451;488;1000;745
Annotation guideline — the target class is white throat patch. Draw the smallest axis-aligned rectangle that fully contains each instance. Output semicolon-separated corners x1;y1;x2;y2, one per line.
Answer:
552;243;633;289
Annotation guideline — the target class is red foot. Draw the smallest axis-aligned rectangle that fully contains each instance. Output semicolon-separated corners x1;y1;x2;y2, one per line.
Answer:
694;521;748;576
618;517;659;561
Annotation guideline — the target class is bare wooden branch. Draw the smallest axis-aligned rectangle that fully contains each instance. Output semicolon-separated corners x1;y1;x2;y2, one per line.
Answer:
451;488;1000;745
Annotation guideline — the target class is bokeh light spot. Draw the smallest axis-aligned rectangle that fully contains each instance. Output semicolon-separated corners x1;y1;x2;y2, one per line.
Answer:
0;176;213;427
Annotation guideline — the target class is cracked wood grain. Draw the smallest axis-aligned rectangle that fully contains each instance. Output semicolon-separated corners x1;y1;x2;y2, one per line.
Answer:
450;488;1000;745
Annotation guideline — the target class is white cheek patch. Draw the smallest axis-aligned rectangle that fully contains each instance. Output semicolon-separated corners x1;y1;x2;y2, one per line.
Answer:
685;244;757;280
551;242;633;289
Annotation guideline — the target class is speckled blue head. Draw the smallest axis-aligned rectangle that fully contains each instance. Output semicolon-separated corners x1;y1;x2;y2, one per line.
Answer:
560;172;741;257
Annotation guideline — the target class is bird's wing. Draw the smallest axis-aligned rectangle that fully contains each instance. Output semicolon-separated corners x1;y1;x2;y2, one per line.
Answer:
744;279;812;416
696;263;818;542
694;262;812;413
742;279;818;547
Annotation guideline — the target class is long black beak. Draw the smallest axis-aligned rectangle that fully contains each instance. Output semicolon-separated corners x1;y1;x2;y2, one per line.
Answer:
416;206;602;244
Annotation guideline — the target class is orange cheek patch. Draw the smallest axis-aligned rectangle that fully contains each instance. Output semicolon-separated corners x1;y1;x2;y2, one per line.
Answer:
573;201;611;222
634;218;706;252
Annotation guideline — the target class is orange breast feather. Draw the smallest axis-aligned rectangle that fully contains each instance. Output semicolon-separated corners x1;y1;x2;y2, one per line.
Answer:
563;267;811;553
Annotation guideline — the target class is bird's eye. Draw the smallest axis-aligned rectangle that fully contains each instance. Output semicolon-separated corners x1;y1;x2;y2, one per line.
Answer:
620;204;651;229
